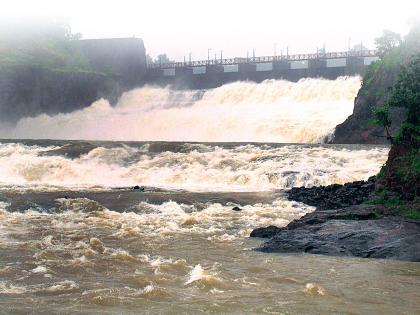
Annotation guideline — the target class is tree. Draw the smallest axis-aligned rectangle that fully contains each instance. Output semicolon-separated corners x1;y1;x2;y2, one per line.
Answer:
404;21;420;53
350;43;369;52
371;54;420;145
388;54;420;144
373;103;393;142
0;18;89;69
155;54;173;64
375;30;402;58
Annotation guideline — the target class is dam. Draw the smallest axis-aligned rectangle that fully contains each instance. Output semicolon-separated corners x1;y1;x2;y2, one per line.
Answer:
73;38;378;89
145;50;378;89
0;37;378;121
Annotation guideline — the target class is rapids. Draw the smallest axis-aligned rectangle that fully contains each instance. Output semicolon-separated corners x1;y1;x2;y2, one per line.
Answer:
0;141;387;192
1;140;419;315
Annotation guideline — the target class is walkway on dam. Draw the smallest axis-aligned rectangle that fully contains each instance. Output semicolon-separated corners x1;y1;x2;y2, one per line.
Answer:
148;50;378;69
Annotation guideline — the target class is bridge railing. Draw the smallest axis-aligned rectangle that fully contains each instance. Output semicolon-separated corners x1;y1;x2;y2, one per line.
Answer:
148;50;377;69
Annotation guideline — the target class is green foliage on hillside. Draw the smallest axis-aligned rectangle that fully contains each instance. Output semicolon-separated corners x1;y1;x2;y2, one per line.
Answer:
374;54;420;203
367;24;420;212
371;53;420;146
389;55;420;145
368;23;420;131
0;19;90;71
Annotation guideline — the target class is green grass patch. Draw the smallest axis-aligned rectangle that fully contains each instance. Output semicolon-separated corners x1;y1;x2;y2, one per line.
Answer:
398;209;420;220
395;148;420;179
366;194;407;207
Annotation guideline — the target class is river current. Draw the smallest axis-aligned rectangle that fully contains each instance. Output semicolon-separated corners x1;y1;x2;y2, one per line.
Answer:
1;140;419;315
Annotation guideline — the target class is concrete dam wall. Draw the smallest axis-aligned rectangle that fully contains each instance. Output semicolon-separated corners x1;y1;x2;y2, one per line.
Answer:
144;56;373;89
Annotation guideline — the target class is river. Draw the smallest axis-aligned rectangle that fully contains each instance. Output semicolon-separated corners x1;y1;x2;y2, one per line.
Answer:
0;78;419;314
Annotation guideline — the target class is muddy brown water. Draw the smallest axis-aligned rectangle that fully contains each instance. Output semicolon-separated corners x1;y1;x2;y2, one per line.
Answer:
1;140;418;314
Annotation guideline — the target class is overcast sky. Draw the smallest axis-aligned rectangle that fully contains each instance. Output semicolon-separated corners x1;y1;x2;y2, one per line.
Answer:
2;0;420;61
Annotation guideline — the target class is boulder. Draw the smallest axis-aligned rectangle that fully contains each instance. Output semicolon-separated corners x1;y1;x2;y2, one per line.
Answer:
251;204;420;261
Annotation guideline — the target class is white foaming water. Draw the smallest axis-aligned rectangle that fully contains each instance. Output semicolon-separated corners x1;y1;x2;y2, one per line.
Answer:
0;142;388;191
184;264;222;287
2;146;419;314
5;77;361;143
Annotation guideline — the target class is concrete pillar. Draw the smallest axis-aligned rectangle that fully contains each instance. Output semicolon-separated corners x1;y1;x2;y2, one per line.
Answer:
238;63;257;73
272;61;291;79
171;67;193;88
272;61;290;71
308;59;327;77
147;68;164;78
237;63;256;80
175;67;193;77
345;57;364;75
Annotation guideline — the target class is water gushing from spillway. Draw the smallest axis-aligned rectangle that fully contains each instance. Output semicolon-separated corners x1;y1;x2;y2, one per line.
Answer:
4;77;361;143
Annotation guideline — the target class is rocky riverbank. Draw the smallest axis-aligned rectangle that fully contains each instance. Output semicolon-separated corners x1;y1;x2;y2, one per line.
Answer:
287;177;376;210
251;180;420;262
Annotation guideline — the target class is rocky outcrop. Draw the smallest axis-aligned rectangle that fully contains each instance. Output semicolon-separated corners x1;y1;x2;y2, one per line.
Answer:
250;225;281;238
0;66;120;122
0;38;148;122
287;178;375;210
332;64;405;144
256;205;420;261
251;180;420;261
376;143;420;201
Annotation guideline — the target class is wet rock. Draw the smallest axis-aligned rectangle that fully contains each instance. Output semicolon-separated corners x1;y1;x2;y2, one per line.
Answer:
287;178;376;210
232;206;242;211
330;63;405;144
251;205;420;262
133;185;145;191
258;217;420;261
250;225;281;238
251;205;382;238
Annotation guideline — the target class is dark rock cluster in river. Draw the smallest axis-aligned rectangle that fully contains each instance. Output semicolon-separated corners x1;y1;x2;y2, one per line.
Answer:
287;177;376;210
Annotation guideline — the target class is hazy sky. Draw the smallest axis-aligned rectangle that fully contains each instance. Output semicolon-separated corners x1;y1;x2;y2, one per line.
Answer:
2;0;420;60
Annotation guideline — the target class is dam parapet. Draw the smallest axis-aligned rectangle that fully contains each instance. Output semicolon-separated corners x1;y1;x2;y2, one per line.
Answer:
145;51;378;89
